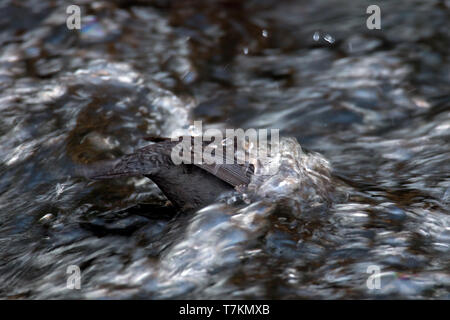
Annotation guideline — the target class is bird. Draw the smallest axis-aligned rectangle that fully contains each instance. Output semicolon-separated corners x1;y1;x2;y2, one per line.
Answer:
88;136;255;212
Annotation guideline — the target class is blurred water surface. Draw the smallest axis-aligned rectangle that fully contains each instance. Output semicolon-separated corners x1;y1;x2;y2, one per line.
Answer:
0;0;449;299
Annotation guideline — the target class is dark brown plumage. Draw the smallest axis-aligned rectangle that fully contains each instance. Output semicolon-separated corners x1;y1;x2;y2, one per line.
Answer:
89;137;254;212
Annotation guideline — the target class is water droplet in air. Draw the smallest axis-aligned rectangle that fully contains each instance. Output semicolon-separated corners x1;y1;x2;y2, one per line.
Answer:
243;47;249;55
313;31;320;41
324;34;335;44
262;30;268;38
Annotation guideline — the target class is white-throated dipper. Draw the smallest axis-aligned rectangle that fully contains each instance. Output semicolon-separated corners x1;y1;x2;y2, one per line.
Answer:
89;137;254;212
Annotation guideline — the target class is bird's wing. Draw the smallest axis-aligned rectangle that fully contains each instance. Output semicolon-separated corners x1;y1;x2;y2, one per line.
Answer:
196;162;253;186
87;136;255;186
161;136;254;187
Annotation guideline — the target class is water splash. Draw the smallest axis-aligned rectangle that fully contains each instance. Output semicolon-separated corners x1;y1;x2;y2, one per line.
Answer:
246;137;334;215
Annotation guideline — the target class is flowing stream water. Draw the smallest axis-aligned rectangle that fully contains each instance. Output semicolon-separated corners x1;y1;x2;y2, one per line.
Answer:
0;0;449;299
